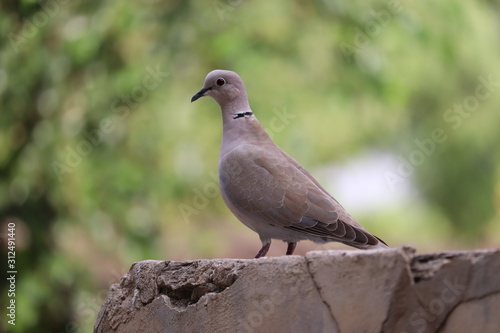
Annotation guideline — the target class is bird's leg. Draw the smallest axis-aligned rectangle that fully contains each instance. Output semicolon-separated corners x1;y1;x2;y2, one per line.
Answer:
286;242;297;255
255;241;271;258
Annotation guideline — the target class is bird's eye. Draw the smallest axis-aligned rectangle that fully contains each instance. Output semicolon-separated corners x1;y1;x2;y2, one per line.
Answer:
216;78;226;86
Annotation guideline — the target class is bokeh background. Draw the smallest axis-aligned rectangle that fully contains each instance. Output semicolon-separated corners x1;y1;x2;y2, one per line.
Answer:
1;0;500;331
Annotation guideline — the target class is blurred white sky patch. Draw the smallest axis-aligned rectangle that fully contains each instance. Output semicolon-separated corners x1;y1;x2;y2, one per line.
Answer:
314;150;418;213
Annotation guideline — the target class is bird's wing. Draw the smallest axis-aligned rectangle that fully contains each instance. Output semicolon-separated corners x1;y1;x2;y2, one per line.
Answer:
219;144;382;247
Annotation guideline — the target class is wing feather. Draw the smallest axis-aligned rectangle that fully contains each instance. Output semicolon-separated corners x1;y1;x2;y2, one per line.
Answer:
219;145;381;246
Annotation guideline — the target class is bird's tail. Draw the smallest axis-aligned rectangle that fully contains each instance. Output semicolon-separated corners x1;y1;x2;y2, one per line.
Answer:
365;236;389;249
366;242;389;249
347;235;388;250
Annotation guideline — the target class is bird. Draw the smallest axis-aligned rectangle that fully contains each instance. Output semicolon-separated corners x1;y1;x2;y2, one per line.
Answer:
191;69;388;258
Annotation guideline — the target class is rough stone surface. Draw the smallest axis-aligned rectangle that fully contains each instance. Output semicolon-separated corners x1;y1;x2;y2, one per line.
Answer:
94;247;500;333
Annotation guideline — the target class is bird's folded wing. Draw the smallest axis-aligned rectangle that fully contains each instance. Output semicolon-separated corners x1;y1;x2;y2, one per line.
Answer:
219;145;379;245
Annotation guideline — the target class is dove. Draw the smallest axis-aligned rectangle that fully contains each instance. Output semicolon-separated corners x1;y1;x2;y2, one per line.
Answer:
191;70;388;258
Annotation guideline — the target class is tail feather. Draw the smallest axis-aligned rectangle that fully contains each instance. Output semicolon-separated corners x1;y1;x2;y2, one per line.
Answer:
365;236;389;249
348;235;389;250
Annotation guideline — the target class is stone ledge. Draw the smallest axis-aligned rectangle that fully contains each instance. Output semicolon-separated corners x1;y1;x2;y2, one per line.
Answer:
94;246;500;333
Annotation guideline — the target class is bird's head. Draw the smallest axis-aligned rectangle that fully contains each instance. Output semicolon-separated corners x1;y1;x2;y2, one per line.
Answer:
191;70;249;111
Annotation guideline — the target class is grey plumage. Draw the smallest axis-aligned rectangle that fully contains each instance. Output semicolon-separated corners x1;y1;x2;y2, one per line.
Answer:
192;70;388;258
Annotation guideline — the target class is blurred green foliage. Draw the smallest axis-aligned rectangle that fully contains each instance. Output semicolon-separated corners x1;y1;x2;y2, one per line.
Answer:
1;0;499;331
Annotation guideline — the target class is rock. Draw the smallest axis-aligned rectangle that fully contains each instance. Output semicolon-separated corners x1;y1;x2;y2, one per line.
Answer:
94;247;500;333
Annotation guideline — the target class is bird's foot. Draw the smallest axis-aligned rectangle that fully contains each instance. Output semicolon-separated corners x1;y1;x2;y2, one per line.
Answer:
286;242;297;255
255;242;271;258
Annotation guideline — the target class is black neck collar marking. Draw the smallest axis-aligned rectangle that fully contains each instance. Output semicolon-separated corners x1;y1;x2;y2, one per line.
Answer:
233;111;253;119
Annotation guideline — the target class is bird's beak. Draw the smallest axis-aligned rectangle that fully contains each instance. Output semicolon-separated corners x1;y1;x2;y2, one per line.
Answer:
191;87;211;102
